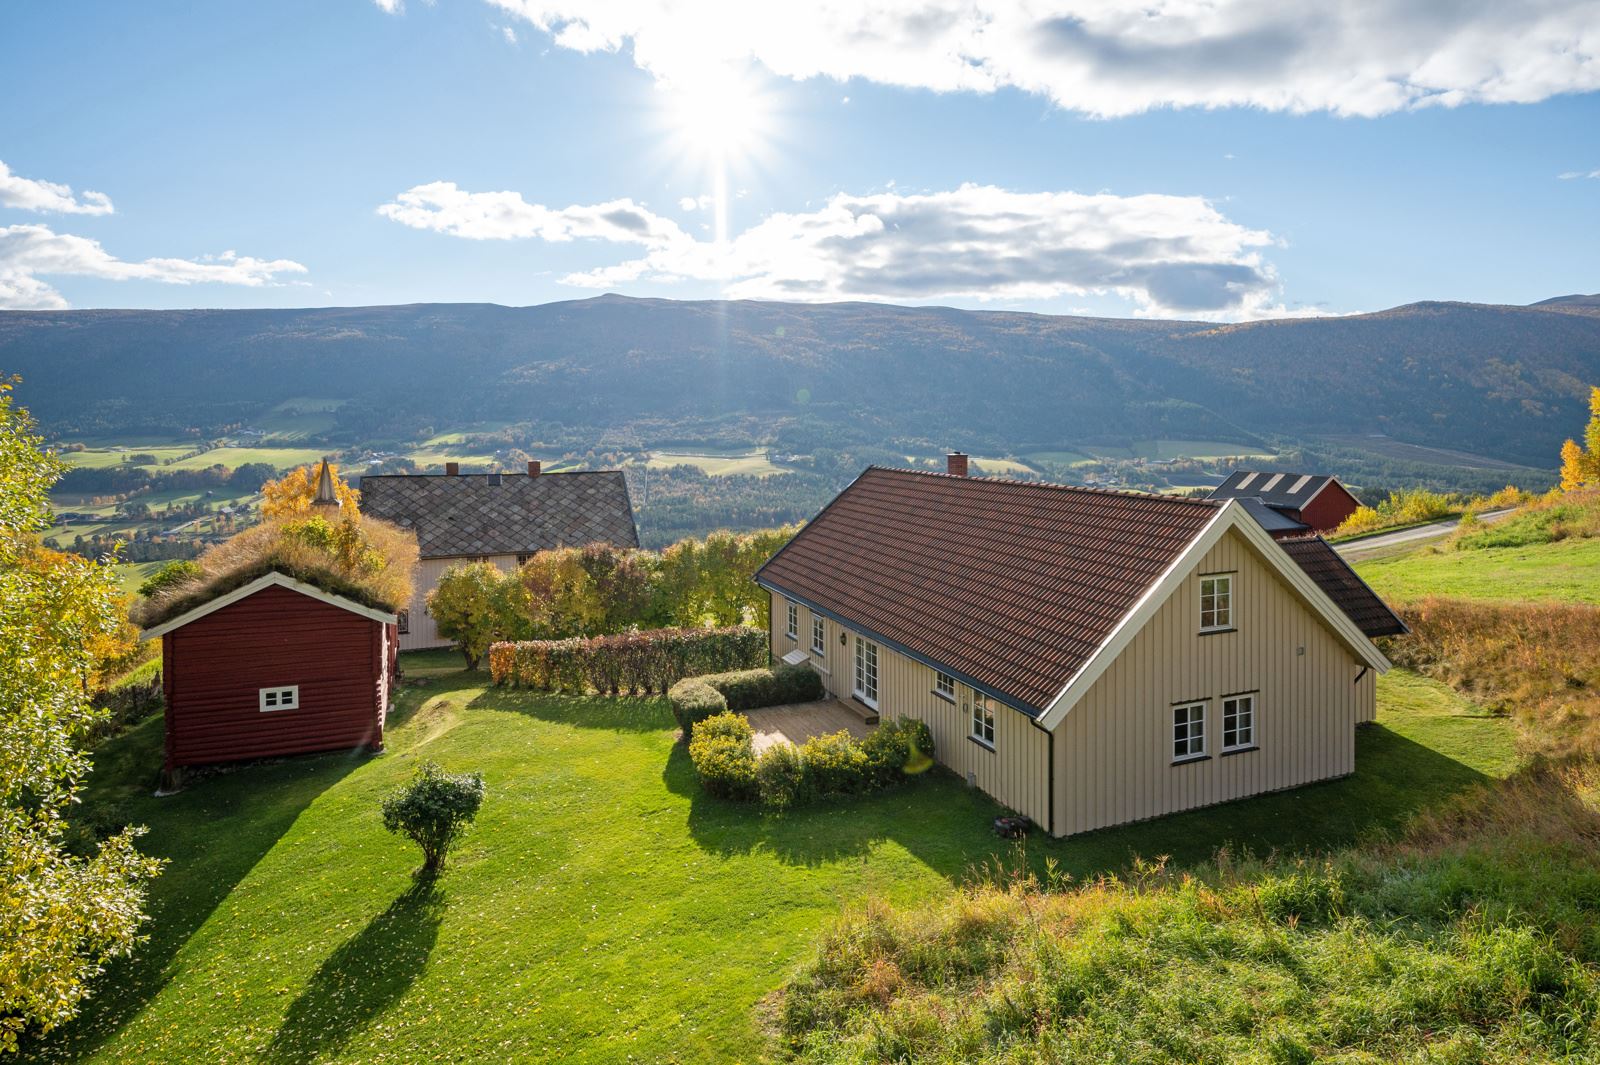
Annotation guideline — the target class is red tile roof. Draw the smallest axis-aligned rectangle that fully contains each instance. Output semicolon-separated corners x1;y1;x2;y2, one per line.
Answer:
755;468;1222;713
1276;536;1408;638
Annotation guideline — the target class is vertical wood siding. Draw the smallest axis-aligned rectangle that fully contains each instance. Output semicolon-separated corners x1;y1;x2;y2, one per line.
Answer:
769;591;1051;826
165;584;384;767
1052;527;1374;835
397;553;523;650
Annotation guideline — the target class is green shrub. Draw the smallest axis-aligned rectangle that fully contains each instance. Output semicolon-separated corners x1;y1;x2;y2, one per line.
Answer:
380;761;487;876
860;717;936;789
799;731;871;798
756;742;807;810
688;712;757;800
490;625;767;693
668;677;728;739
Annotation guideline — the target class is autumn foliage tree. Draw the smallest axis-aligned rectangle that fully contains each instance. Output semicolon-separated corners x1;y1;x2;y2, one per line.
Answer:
0;380;162;1051
1558;386;1600;491
427;562;529;670
259;460;360;518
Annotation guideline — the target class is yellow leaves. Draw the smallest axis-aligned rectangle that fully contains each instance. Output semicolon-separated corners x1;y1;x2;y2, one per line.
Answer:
260;462;360;519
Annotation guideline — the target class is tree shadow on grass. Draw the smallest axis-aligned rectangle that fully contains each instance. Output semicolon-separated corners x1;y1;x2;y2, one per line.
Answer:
667;723;1505;885
33;723;368;1061
467;687;675;734
264;879;445;1064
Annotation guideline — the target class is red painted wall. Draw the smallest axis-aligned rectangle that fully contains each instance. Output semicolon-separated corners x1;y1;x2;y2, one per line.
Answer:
163;584;388;769
1298;480;1362;534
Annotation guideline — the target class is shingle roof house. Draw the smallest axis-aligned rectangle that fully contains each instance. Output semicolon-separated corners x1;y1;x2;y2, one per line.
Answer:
1208;470;1363;534
756;459;1401;837
360;463;639;649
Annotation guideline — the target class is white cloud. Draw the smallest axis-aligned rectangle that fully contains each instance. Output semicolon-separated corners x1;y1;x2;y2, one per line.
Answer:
382;179;1300;319
488;1;1600;117
502;25;518;44
677;194;712;212
0;224;308;309
373;0;403;12
0;160;114;216
1558;168;1600;179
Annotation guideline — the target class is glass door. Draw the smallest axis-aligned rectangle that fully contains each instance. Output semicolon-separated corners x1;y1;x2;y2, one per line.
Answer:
853;636;879;708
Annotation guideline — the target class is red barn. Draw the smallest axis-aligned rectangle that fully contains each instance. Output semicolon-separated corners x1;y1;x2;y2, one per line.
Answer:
144;571;399;789
1207;470;1363;534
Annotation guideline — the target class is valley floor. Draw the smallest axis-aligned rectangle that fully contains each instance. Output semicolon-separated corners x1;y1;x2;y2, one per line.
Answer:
34;660;1513;1064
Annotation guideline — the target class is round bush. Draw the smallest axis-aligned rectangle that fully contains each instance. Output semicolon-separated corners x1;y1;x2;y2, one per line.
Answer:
688;712;757;800
380;761;487;876
756;742;806;810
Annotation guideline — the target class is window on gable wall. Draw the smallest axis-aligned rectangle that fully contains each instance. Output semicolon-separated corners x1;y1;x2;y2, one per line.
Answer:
1173;702;1206;761
1223;694;1255;751
1200;574;1232;631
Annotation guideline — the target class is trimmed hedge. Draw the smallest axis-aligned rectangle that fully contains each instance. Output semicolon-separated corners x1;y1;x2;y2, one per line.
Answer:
668;664;825;738
688;712;757;800
693;715;936;810
488;625;766;694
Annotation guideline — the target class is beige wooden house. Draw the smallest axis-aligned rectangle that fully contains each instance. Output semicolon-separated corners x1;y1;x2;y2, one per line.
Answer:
359;462;639;650
756;457;1404;836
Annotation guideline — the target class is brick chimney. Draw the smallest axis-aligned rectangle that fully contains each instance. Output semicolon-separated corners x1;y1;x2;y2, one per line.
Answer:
445;461;460;476
946;452;969;477
527;459;541;477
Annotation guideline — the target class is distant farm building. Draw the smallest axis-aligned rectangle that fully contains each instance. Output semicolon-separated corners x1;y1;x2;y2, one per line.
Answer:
143;571;400;789
1207;470;1362;534
359;462;640;650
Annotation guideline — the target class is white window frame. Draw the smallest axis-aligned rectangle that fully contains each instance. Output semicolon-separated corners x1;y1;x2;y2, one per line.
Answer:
811;615;827;656
785;600;799;640
934;670;956;701
1222;693;1256;752
396;608;409;635
1172;701;1207;762
1199;574;1233;632
259;685;300;713
853;636;879;709
966;688;996;748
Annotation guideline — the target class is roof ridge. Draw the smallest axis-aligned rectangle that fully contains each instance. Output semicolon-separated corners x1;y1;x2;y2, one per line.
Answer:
864;465;1222;508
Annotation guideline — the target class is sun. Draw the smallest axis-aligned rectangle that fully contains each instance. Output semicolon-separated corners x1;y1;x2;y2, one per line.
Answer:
654;67;780;243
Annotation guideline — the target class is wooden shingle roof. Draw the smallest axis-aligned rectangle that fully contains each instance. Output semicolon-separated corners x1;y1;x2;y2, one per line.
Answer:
756;468;1222;714
358;471;638;559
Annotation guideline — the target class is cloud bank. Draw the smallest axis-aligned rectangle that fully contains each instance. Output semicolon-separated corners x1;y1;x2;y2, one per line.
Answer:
381;181;1294;319
487;0;1600;117
0;225;307;310
0;159;114;216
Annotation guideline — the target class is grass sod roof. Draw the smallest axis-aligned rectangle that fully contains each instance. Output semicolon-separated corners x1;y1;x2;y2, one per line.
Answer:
136;515;418;629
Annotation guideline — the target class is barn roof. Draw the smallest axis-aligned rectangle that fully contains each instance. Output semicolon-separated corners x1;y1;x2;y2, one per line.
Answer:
1208;469;1345;511
756;467;1393;725
357;470;639;558
142;571;397;640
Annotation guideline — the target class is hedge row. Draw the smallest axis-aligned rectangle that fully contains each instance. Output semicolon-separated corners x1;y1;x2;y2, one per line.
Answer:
689;713;934;810
668;665;825;738
488;625;767;694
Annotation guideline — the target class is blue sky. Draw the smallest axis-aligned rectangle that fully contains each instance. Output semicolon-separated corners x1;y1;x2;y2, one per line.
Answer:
2;0;1597;319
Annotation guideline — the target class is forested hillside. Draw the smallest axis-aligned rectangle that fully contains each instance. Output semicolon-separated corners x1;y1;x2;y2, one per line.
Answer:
3;295;1596;468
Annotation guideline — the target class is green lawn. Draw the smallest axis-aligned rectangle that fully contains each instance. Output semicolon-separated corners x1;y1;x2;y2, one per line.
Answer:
31;664;1512;1064
1355;536;1600;605
162;447;326;472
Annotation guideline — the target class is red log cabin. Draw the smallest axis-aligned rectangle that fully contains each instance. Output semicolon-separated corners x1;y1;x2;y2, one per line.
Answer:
143;571;400;789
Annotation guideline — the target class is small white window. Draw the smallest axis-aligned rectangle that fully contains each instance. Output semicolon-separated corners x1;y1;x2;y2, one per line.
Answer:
785;600;799;639
397;609;410;635
968;690;996;748
1173;702;1206;761
811;615;826;655
934;671;956;700
1200;574;1233;632
1223;694;1256;752
259;685;300;712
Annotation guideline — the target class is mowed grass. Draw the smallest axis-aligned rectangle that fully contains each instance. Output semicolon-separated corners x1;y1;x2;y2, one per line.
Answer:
59;446;193;470
31;664;1512;1064
163;447;326;472
1355;536;1600;606
647;449;789;477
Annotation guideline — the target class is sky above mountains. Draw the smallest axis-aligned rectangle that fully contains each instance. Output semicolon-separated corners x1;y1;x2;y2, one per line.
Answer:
2;1;1597;320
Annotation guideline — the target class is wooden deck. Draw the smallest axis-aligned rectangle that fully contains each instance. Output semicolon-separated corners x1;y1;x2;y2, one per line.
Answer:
747;699;877;754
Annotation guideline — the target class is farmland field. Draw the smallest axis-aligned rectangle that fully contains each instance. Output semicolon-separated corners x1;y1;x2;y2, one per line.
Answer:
646;448;790;476
1081;439;1277;461
161;446;326;471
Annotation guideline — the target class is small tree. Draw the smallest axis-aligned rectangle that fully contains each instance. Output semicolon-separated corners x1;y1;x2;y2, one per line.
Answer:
137;559;202;598
259;461;360;518
380;761;486;877
427;561;525;670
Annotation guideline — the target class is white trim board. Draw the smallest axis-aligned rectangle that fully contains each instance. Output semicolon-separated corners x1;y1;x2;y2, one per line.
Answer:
141;571;399;640
1036;499;1390;731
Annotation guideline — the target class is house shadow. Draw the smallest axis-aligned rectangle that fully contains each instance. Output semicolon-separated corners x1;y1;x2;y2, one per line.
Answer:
264;879;445;1064
34;723;369;1061
666;722;1507;886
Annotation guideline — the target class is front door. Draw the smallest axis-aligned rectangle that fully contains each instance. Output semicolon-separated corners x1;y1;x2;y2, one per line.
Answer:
853;635;879;708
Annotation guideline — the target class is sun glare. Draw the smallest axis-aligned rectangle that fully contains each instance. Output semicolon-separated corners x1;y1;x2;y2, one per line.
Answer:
657;68;778;243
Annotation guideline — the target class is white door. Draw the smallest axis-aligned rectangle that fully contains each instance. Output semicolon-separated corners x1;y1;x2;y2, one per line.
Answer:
853;636;879;708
